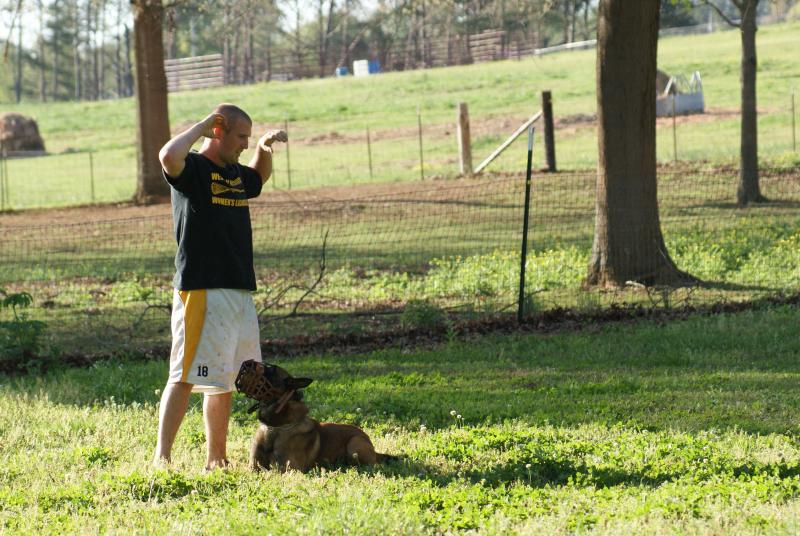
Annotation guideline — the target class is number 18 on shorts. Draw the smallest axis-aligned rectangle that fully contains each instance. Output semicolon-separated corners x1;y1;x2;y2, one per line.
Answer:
168;288;261;394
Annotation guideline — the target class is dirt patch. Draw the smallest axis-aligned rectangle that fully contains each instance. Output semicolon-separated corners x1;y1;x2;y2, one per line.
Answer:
0;173;512;228
3;158;796;228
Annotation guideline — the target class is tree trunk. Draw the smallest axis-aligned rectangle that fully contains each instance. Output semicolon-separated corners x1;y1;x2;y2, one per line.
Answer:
124;24;133;97
736;0;765;205
38;0;47;102
97;0;107;100
15;23;23;103
116;3;123;98
87;0;96;100
132;0;171;204
51;0;60;101
586;0;691;288
74;4;82;100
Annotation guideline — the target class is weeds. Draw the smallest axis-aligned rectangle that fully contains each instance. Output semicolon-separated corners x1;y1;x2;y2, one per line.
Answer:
0;288;47;372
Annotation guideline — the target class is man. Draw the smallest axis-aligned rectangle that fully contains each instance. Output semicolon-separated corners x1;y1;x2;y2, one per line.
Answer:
154;103;287;470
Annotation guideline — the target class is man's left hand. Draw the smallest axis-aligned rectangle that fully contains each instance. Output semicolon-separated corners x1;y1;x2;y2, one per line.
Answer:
258;130;288;151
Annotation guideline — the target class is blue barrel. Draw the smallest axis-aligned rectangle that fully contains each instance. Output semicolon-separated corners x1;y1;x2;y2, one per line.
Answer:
367;60;381;74
335;66;349;77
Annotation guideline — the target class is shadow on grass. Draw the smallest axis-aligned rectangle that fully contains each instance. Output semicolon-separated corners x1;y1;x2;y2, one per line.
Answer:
691;199;800;211
357;455;800;490
698;280;781;292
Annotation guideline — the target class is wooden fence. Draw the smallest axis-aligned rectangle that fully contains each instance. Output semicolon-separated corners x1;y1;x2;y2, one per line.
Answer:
165;53;225;92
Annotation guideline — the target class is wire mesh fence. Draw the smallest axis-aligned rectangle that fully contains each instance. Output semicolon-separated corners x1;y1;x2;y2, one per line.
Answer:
1;96;797;211
1;166;799;360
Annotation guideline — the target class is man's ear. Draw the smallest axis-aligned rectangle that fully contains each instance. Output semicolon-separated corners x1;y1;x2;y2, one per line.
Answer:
286;377;313;389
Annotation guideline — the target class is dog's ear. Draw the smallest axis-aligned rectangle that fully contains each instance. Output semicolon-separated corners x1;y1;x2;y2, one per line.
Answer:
286;377;313;389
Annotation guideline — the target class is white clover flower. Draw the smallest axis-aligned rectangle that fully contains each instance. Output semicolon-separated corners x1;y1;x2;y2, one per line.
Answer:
450;410;457;416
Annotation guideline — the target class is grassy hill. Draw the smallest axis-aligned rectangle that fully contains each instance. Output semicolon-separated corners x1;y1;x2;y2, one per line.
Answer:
1;22;799;208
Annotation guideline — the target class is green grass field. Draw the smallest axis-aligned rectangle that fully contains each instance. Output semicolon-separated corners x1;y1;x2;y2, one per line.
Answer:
1;22;798;209
3;306;800;533
2;23;800;533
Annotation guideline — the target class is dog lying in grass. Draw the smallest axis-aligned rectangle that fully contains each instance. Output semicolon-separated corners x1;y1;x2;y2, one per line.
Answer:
249;380;396;473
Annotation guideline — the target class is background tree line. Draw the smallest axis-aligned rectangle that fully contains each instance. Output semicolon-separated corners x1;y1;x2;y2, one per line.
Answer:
3;0;794;104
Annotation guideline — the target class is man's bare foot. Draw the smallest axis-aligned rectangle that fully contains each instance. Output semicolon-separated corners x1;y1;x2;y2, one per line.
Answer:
152;455;171;470
205;458;231;472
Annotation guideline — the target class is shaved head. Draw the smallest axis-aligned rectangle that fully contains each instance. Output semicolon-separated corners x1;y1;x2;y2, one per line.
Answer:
213;103;252;132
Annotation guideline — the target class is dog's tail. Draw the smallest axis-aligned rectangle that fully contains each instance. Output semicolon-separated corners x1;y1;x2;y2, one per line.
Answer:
376;452;404;463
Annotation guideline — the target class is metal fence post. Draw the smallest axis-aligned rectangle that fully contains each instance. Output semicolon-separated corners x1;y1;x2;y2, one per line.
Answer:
284;117;292;190
792;87;796;152
417;106;424;181
89;150;96;203
672;94;678;162
366;126;374;181
517;126;535;323
0;146;7;210
0;149;5;211
542;91;556;172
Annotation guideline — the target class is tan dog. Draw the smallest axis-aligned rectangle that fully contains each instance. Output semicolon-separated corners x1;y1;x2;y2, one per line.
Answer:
249;395;395;473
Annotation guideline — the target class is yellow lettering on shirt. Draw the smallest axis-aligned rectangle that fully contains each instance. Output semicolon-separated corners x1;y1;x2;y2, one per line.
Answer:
211;196;249;207
211;172;224;182
211;182;245;195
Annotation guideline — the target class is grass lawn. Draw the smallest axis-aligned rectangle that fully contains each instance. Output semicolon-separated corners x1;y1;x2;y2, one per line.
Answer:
3;305;800;533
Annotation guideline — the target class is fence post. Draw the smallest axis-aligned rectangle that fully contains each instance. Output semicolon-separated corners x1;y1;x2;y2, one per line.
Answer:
0;147;5;210
542;91;556;172
0;146;7;210
672;94;678;162
457;102;472;176
284;118;292;190
366;126;374;180
792;87;796;152
417;106;425;181
89;150;96;203
517;126;534;323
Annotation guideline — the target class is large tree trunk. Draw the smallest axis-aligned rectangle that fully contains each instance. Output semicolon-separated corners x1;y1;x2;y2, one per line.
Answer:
586;0;691;288
132;0;171;204
736;0;765;205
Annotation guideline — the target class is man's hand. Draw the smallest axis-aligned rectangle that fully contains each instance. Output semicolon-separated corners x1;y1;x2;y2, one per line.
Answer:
201;113;227;139
258;130;288;151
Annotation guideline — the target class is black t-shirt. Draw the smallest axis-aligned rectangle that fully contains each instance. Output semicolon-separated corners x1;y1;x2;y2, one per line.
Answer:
163;152;263;291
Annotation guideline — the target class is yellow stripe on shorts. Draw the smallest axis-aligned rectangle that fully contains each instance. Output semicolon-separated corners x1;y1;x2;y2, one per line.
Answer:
178;289;207;382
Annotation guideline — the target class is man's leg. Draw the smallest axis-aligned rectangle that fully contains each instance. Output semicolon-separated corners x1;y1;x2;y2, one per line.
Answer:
153;381;194;464
204;391;232;469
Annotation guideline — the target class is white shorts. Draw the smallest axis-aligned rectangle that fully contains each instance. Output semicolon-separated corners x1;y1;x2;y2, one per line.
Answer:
168;288;262;394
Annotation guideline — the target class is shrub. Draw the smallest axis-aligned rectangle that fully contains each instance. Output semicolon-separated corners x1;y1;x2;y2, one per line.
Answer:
401;299;448;331
0;288;47;372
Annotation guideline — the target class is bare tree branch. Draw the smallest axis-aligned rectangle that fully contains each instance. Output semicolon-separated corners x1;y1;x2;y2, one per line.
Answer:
701;0;741;28
3;0;24;62
258;230;330;327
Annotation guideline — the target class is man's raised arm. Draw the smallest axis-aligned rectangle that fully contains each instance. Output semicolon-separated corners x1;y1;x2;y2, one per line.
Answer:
250;130;288;185
159;113;224;177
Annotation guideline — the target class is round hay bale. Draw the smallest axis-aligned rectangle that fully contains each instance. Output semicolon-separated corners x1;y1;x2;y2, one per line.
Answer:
0;113;46;152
